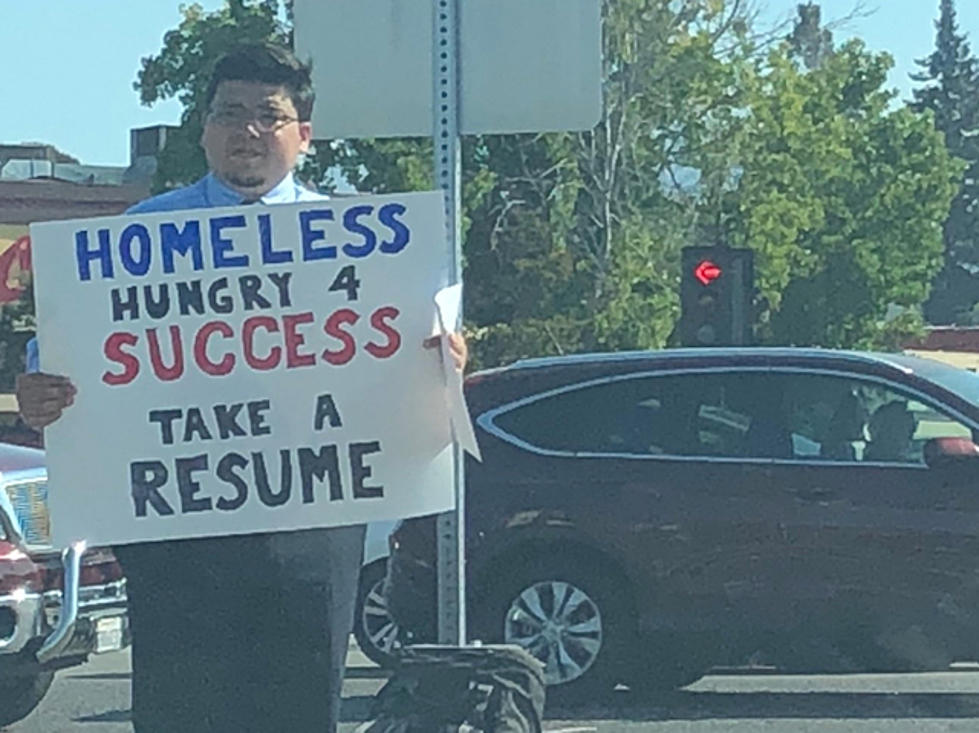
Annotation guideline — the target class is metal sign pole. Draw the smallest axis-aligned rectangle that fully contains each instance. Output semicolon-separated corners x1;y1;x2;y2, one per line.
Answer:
295;0;601;653
433;0;466;647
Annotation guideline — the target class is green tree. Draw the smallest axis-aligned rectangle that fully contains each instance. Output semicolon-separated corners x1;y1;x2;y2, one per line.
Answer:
132;0;759;368
463;0;756;366
730;40;961;347
911;0;979;324
288;0;758;367
788;2;835;70
133;0;958;368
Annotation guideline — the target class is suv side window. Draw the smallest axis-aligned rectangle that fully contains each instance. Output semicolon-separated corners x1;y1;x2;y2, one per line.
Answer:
780;372;976;465
492;371;799;460
491;375;699;455
689;372;794;459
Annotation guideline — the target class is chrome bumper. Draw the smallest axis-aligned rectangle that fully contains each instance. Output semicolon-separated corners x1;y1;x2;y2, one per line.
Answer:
36;541;85;663
0;591;43;656
0;541;129;664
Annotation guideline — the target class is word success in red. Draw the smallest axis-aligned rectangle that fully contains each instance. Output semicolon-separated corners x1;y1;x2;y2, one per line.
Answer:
102;306;400;385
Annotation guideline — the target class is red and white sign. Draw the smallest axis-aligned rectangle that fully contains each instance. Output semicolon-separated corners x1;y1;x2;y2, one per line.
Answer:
0;236;32;303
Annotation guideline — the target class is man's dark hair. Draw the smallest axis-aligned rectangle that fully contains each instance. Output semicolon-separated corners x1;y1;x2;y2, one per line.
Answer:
204;43;315;120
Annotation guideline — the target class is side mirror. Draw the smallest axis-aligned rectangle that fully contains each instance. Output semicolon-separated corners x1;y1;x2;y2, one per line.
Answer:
924;437;979;470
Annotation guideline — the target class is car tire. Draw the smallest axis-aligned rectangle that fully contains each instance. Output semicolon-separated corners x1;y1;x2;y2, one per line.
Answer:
475;555;635;705
0;671;55;727
354;560;402;668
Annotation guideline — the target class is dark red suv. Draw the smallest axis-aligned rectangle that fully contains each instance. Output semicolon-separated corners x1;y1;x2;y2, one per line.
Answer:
386;348;979;701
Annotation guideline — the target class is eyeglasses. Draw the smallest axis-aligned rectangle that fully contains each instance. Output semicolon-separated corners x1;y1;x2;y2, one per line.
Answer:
206;108;301;133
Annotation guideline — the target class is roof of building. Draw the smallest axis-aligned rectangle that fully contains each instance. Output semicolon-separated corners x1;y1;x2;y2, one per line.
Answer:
1;159;131;186
908;327;979;354
0;178;149;225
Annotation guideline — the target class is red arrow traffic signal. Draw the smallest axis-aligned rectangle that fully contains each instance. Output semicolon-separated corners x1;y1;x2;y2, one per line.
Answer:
680;246;754;346
694;259;722;286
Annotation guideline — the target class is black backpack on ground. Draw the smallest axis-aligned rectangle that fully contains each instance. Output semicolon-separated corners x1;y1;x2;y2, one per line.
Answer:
356;645;546;733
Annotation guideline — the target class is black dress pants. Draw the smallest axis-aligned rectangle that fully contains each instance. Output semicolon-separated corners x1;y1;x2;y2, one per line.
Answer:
114;524;366;733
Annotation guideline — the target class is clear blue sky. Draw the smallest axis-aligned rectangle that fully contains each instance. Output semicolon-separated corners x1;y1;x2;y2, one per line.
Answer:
1;0;978;166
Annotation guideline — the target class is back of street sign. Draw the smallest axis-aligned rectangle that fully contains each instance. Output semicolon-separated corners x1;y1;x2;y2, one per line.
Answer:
293;0;602;139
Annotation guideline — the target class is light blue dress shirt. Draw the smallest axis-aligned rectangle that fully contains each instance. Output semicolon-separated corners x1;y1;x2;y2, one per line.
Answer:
127;170;328;214
26;171;327;372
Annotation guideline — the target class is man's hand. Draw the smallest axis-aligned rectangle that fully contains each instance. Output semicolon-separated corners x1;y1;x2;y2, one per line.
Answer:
424;332;468;373
16;373;76;430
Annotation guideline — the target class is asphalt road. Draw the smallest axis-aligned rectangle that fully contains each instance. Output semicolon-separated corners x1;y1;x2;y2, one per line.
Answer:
10;647;979;731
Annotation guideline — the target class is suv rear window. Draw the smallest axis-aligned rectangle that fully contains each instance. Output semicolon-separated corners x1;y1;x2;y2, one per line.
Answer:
492;375;693;455
491;371;789;458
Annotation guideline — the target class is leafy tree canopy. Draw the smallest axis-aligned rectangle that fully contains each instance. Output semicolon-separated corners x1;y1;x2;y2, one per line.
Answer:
132;0;961;367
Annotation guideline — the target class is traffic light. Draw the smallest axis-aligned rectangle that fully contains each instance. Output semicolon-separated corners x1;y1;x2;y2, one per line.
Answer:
679;247;755;347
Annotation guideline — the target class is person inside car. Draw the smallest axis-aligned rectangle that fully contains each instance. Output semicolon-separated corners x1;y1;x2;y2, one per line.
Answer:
864;401;918;464
820;391;867;461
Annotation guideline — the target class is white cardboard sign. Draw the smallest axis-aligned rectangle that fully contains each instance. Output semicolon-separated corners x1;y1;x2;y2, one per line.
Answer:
30;191;461;547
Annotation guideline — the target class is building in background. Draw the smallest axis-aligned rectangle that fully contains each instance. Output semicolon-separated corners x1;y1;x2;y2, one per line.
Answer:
0;126;173;445
0;124;175;297
0;125;174;234
905;327;979;372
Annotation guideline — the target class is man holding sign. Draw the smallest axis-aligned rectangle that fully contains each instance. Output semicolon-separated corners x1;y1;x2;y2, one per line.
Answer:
18;43;467;733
